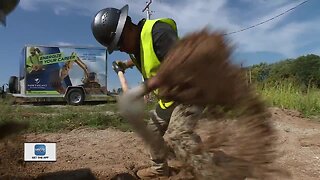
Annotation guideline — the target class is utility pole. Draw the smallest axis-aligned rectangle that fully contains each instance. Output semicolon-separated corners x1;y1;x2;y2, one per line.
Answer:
141;0;155;102
142;0;154;20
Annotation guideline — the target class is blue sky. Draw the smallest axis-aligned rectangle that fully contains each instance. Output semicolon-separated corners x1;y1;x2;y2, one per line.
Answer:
1;0;319;90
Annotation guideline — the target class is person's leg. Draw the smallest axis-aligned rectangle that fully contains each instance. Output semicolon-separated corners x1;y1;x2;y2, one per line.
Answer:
165;104;205;176
137;103;177;178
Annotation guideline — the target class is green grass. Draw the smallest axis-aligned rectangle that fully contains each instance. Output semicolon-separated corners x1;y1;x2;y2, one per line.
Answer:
3;81;319;135
257;82;320;117
0;95;159;134
0;97;133;133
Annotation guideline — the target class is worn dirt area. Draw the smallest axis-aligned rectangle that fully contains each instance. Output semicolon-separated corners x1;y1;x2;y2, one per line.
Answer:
269;108;320;180
0;128;148;179
0;107;319;179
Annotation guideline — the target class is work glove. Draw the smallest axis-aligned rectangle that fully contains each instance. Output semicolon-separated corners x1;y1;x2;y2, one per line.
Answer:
112;61;126;74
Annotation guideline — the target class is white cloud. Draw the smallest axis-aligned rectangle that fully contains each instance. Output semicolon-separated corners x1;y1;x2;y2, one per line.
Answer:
55;41;74;46
19;0;319;58
53;6;67;15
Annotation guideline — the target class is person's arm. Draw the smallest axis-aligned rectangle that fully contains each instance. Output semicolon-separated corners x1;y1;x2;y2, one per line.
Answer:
152;22;178;61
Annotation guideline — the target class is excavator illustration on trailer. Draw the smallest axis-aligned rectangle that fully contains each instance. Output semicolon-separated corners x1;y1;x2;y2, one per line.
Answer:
57;52;107;96
8;45;109;105
59;54;99;86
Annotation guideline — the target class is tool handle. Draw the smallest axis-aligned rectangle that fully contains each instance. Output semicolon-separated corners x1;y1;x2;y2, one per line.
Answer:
118;71;129;93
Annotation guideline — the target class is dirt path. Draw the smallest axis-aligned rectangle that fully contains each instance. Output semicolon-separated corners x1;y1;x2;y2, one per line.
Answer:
269;108;320;180
0;107;319;179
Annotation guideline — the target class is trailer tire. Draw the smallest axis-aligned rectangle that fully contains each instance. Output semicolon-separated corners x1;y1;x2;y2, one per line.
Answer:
66;88;85;106
8;76;18;93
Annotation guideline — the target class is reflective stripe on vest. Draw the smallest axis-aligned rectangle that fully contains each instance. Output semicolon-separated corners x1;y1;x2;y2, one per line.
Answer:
140;18;177;109
158;99;175;109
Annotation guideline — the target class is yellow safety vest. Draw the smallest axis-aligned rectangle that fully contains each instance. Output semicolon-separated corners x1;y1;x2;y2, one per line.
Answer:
140;18;177;109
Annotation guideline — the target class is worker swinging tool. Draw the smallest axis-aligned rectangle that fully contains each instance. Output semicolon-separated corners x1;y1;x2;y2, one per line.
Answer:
92;4;287;179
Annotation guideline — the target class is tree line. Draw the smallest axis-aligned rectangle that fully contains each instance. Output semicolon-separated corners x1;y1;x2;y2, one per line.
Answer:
248;54;320;88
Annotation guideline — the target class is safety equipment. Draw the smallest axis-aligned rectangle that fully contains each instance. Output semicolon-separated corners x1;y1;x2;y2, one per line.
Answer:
0;0;20;26
29;47;40;54
140;18;177;109
158;99;174;109
140;18;177;79
91;5;128;54
29;47;36;53
112;61;125;74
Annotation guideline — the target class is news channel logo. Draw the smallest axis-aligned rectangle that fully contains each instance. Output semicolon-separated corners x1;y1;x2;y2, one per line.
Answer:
34;144;46;156
24;143;56;162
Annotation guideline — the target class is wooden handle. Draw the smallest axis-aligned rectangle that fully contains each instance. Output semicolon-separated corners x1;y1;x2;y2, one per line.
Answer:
118;71;129;93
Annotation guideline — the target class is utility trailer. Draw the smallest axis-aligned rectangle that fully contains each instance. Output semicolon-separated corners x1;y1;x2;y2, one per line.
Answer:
8;45;113;105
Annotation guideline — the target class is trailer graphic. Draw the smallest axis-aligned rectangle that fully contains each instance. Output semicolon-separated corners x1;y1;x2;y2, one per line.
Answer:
9;45;109;105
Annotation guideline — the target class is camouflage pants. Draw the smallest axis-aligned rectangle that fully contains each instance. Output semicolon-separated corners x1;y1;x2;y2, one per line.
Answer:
147;104;204;173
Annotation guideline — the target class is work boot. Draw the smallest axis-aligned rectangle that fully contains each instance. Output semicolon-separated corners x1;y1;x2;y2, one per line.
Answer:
168;159;184;175
136;166;169;180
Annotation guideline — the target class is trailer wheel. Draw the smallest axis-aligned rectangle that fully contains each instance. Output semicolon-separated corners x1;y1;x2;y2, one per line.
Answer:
66;88;84;105
8;76;18;93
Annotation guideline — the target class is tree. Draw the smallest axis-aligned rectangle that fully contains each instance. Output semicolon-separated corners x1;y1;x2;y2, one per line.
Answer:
291;54;320;87
249;54;320;88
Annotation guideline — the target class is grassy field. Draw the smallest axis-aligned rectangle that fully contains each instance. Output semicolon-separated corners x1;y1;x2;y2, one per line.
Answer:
1;82;320;134
0;97;132;133
0;96;158;134
257;82;320;118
